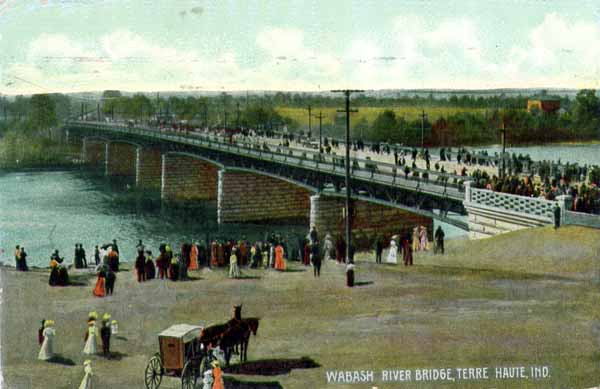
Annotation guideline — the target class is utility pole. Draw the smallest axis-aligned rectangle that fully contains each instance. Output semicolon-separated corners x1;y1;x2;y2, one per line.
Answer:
81;102;84;120
420;109;427;152
331;89;363;264
313;111;324;152
156;92;160;121
500;118;507;179
222;93;228;127
307;105;312;138
236;101;240;128
97;103;100;122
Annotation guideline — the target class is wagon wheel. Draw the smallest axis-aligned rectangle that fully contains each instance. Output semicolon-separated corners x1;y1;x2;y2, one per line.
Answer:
144;354;163;389
181;360;198;389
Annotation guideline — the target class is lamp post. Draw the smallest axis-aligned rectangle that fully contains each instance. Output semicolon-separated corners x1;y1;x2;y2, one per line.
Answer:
313;111;324;152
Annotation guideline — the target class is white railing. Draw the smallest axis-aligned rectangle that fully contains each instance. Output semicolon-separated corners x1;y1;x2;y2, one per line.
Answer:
467;186;557;222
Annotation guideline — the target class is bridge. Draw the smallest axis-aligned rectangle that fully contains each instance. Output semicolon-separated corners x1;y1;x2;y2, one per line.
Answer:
63;120;579;240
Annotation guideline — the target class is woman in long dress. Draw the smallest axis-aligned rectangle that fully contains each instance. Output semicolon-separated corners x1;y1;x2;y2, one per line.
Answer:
93;269;106;297
83;320;98;355
228;249;240;278
274;244;286;271
387;238;398;264
38;320;56;361
78;360;94;389
189;243;199;271
412;227;420;252
419;226;428;251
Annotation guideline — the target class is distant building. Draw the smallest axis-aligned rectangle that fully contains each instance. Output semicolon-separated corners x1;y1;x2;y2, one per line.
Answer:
527;96;561;113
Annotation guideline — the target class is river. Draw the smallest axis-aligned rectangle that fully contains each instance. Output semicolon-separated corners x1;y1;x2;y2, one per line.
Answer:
0;170;307;268
476;143;600;165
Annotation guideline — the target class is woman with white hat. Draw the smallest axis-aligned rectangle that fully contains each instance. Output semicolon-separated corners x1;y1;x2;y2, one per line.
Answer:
83;318;98;355
78;360;94;389
38;320;56;361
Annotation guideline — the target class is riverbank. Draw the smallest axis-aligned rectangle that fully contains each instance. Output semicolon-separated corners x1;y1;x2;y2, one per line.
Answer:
2;225;600;388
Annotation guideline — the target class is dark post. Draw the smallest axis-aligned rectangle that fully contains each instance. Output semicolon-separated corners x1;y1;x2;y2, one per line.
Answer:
97;103;100;122
331;89;363;263
420;109;427;152
313;111;324;152
81;102;84;120
236;101;240;128
307;105;312;138
501;119;506;179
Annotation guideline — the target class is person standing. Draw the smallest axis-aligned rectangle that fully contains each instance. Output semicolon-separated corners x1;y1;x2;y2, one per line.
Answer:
135;250;146;282
38;320;55;361
211;360;225;389
274;243;286;271
83;319;98;355
18;246;29;271
38;319;46;346
229;248;240;278
202;369;214;389
136;239;144;254
412;227;420;253
14;245;20;268
375;236;383;264
94;246;100;267
74;244;81;269
401;234;413;266
80;244;87;268
105;267;116;295
419;226;428;251
434;226;445;255
189;242;199;271
93;268;106;297
387;237;398;265
100;314;112;357
554;203;561;229
311;242;322;277
78;360;94;389
145;251;156;280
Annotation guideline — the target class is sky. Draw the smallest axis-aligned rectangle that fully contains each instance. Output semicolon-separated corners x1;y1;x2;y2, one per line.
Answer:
0;0;600;94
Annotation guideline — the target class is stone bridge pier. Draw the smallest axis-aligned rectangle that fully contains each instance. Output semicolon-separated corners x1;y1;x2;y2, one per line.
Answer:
309;194;433;248
217;169;312;224
160;153;220;202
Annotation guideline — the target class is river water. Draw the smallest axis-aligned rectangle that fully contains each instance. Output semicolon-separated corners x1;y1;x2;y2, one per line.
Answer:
476;143;600;165
0;170;307;268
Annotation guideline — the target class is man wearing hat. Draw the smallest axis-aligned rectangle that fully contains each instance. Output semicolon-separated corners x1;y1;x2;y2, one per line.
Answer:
100;313;112;357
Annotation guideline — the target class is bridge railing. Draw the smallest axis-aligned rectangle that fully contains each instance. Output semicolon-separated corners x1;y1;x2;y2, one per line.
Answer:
466;185;557;222
69;121;465;198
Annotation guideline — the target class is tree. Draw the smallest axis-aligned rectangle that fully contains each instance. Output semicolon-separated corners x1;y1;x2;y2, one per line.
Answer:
573;89;600;137
29;94;57;134
370;110;398;142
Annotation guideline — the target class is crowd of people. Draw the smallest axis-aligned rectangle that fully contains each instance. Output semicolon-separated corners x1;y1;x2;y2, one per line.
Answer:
471;167;600;215
38;311;119;388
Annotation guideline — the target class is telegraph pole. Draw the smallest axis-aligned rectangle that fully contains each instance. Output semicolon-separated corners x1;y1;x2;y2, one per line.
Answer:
313;111;324;152
500;118;507;179
97;103;100;122
331;89;363;264
81;103;84;120
420;109;427;152
236;101;241;128
307;105;312;138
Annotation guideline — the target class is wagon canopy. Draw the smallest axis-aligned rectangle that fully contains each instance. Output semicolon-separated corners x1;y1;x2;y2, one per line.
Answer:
158;324;203;343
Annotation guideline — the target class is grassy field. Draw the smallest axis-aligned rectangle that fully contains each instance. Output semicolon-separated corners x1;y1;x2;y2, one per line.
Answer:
275;106;487;128
2;225;600;388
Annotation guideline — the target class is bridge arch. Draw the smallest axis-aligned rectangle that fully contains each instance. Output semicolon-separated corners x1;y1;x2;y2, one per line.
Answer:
161;151;222;202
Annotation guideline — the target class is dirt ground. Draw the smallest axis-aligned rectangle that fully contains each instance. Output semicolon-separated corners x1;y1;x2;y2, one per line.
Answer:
2;225;600;389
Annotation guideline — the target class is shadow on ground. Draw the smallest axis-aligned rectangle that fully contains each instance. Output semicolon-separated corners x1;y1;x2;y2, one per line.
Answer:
224;376;283;389
354;281;374;286
48;354;76;366
106;351;128;360
223;357;320;376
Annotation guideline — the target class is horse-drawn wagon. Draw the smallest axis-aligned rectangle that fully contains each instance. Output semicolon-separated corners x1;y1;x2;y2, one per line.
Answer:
144;324;210;389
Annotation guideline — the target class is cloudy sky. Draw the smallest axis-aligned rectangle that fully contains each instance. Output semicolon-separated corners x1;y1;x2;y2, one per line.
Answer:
0;0;599;94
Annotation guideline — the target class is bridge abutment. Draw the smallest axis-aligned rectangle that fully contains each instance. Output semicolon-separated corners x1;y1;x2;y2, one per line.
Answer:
217;170;312;224
160;153;219;202
82;139;108;173
309;194;433;247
